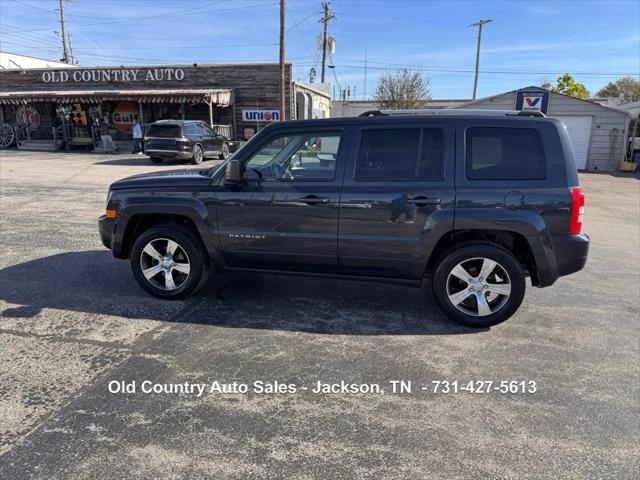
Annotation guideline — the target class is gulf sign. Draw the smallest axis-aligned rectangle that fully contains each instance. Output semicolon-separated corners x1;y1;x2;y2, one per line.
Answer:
242;110;281;122
112;102;137;132
515;90;549;114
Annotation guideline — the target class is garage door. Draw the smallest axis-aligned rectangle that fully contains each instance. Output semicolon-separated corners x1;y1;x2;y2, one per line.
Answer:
553;116;592;170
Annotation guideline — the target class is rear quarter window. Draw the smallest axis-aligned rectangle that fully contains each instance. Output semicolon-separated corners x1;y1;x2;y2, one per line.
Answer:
466;127;546;180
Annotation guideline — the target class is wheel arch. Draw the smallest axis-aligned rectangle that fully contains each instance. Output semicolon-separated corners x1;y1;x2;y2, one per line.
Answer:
113;198;221;267
426;229;540;285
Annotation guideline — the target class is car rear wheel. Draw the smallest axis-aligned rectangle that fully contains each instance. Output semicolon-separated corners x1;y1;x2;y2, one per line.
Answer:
130;225;206;299
191;145;203;164
432;243;526;327
219;142;230;159
150;156;163;164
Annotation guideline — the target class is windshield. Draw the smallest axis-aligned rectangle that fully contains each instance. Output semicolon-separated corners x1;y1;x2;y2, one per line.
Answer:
205;130;265;176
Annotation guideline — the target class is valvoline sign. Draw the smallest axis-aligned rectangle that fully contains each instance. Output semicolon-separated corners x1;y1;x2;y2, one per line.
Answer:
242;110;280;122
515;90;549;114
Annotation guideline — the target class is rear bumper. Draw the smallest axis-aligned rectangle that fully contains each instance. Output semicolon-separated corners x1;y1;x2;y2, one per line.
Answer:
553;233;590;277
529;233;589;288
144;149;192;159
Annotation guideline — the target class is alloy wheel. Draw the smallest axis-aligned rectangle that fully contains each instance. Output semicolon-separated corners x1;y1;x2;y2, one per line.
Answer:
139;238;191;291
193;146;203;163
446;257;512;317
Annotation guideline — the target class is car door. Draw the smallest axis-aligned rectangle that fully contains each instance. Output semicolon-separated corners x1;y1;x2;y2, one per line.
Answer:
182;122;197;145
214;127;349;272
189;122;211;157
338;123;455;279
201;123;222;156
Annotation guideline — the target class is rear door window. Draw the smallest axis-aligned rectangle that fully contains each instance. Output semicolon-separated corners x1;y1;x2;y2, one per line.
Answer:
356;128;443;181
190;123;204;136
466;127;546;180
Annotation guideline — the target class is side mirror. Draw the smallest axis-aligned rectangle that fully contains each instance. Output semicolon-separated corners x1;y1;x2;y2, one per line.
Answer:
224;159;244;188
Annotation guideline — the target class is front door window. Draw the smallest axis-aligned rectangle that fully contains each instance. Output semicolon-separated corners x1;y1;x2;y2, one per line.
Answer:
245;133;341;181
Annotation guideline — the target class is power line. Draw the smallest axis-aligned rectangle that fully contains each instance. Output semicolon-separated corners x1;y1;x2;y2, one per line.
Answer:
1;2;276;33
293;62;637;77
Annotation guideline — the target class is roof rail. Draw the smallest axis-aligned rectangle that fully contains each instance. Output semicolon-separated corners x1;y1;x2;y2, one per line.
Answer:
358;108;546;118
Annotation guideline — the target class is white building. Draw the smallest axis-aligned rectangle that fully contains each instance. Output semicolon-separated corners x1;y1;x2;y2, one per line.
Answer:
456;86;631;171
0;51;77;70
332;99;470;118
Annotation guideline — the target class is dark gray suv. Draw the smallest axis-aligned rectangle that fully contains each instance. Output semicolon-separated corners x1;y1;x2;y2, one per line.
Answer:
144;120;230;165
100;110;589;327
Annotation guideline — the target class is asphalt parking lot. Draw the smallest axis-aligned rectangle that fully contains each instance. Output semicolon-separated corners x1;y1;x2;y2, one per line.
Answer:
0;150;638;479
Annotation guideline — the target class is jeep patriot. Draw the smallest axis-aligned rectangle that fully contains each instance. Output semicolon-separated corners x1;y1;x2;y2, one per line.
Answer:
99;110;589;327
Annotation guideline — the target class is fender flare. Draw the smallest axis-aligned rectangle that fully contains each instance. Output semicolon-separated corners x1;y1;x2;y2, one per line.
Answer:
453;208;559;286
112;196;222;267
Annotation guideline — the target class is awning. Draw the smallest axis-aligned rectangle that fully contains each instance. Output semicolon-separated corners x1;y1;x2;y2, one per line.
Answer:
0;88;233;106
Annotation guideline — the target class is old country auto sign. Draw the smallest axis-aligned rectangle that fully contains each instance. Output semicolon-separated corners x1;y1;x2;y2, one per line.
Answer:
242;110;281;122
41;68;185;83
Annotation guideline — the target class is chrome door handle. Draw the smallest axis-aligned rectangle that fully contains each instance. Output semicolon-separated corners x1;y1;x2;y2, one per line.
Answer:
297;196;330;204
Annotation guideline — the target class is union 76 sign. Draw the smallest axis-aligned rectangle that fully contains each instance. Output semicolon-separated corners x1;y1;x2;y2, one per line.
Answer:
242;110;280;122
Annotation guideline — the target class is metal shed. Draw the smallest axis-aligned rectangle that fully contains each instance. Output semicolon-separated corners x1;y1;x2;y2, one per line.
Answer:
456;86;631;171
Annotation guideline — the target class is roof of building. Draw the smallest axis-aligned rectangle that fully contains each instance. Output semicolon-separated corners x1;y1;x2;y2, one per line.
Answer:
0;51;77;70
456;85;630;116
0;88;232;105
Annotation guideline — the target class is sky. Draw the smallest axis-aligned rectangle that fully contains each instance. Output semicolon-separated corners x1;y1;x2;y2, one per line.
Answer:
1;0;639;100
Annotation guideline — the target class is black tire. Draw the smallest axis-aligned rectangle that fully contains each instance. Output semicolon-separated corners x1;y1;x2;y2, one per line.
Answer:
432;243;526;327
150;156;163;164
219;142;230;160
130;225;207;300
191;144;203;164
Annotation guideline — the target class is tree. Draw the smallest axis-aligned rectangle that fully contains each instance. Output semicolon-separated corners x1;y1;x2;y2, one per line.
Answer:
596;77;640;102
374;69;431;109
550;73;590;99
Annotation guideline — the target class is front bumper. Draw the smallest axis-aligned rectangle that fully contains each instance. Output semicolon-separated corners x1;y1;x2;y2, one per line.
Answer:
98;215;114;250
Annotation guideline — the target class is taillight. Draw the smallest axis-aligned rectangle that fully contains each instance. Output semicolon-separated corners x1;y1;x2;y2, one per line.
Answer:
569;187;585;235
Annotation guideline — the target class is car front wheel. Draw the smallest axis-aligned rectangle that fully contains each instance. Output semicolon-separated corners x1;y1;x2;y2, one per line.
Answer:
130;225;206;299
432;243;526;327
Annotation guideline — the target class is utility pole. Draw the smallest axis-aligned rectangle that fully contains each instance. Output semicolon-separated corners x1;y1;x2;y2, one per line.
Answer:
67;33;76;64
363;48;367;100
469;18;492;99
57;0;70;64
319;2;335;83
279;0;286;120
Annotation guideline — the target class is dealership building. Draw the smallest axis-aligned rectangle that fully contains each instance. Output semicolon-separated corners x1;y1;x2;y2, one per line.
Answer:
0;61;330;150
